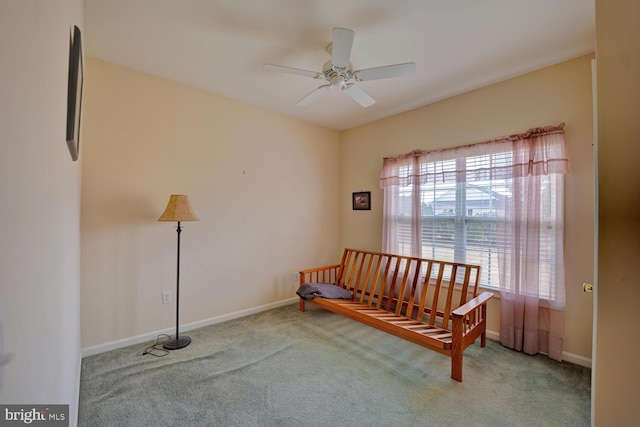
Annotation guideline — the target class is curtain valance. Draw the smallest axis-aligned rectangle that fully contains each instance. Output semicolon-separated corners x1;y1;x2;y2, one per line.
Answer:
379;123;568;188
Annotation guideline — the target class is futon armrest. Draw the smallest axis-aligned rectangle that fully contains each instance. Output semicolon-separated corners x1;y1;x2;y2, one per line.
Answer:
451;291;493;317
299;264;341;285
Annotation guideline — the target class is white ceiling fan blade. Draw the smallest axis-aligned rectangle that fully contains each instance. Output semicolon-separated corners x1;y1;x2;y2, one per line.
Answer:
343;84;376;107
296;85;330;106
331;28;354;68
354;62;417;81
264;64;323;79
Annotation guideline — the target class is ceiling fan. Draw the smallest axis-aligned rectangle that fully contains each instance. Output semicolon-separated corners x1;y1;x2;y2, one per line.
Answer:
264;27;416;107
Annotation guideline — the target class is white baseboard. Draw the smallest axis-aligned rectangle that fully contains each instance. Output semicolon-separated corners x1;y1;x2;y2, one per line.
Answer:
81;297;299;358
560;351;592;368
485;329;592;368
486;329;500;342
71;349;81;427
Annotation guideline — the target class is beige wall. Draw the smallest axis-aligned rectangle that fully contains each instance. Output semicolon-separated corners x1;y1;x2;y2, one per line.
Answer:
594;0;640;424
340;55;595;362
81;59;341;348
0;0;83;422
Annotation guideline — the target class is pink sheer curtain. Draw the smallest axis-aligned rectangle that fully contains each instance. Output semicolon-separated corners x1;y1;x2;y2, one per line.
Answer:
381;154;423;258
380;124;568;360
498;129;567;361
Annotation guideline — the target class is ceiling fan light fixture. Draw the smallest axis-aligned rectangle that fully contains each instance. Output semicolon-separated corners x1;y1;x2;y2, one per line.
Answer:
330;75;346;87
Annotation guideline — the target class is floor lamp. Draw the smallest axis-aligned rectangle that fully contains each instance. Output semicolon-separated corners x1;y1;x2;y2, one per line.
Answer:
158;194;199;350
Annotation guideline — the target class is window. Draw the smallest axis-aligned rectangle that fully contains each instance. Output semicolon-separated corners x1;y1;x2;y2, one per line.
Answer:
380;126;568;303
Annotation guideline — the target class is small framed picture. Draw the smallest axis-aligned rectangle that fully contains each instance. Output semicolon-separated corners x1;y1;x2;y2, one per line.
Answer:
352;191;371;210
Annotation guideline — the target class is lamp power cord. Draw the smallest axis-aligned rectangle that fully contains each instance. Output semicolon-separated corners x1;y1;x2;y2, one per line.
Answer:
142;334;171;357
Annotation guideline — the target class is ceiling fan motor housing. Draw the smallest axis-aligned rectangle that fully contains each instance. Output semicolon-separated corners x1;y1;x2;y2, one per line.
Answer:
322;60;352;88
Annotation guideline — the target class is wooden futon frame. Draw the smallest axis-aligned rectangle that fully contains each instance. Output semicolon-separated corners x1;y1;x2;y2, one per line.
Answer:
298;248;493;382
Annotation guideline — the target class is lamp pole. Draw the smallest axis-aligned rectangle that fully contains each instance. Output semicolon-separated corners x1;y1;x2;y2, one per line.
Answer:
158;195;197;350
164;221;191;349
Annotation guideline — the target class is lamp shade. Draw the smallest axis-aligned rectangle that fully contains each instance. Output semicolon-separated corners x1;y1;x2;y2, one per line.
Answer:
158;195;199;222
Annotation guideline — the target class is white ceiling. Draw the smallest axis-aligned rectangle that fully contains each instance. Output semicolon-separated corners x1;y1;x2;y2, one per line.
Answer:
84;0;595;131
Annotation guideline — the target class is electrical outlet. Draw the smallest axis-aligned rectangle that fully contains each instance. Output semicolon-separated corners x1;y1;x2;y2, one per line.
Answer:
294;272;300;282
162;291;171;304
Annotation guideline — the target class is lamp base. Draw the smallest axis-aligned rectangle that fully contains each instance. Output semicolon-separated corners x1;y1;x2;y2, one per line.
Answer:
163;335;191;350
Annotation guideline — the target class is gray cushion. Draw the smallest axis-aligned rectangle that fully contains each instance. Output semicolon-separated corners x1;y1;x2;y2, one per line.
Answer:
296;283;353;301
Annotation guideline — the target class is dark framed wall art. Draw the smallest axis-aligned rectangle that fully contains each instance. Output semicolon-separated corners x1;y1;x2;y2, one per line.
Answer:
66;25;83;161
352;191;371;210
